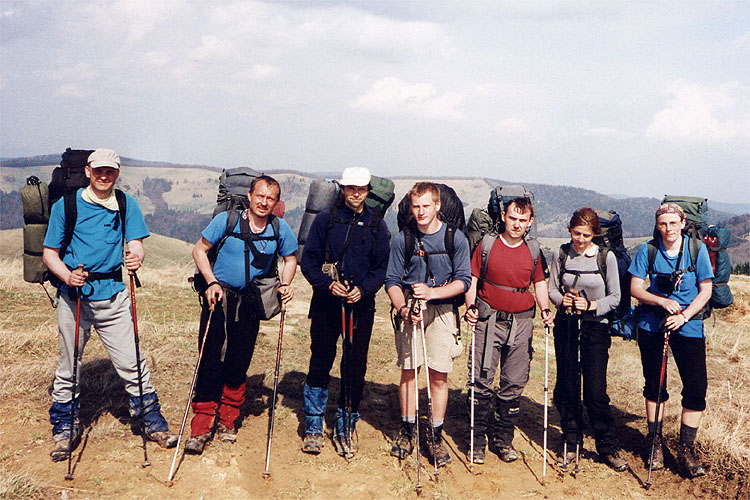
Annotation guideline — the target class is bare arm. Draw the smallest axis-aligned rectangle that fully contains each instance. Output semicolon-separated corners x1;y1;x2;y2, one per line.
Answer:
630;276;682;315
42;247;87;287
192;236;223;307
534;279;554;326
278;254;297;303
124;238;145;272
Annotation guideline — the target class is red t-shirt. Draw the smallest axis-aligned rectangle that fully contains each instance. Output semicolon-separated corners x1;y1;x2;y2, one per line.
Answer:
471;237;544;313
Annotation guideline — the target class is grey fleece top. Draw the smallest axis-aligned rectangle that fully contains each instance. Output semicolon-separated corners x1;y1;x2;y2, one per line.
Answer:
548;244;621;324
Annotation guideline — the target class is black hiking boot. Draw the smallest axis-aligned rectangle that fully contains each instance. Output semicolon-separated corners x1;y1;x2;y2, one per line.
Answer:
184;432;212;455
677;443;706;478
468;446;485;465
645;433;664;470
390;422;414;459
467;395;491;466
496;445;519;463
302;433;325;455
427;425;451;468
602;451;628;472
216;423;237;443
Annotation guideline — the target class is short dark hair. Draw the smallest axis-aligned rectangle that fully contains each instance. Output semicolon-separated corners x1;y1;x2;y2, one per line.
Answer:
505;197;534;218
250;175;281;199
568;207;601;235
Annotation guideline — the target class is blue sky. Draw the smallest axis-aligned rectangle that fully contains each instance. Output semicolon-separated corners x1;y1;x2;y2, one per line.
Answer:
1;1;749;203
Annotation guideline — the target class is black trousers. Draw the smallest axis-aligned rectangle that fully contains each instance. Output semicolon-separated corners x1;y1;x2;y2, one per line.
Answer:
553;314;618;455
306;290;375;412
194;293;260;403
638;329;707;411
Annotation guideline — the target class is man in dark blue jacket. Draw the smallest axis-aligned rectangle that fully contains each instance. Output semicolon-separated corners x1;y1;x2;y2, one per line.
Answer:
300;167;390;458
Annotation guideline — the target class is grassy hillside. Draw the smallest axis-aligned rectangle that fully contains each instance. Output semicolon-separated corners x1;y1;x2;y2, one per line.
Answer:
0;229;748;499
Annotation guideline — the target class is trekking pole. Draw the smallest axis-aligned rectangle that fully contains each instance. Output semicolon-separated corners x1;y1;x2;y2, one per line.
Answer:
167;305;214;485
543;324;550;484
127;257;150;468
263;299;286;478
469;305;477;473
345;299;355;460
414;300;439;477
64;264;84;481
410;299;422;494
574;324;582;475
561;313;572;473
645;325;672;490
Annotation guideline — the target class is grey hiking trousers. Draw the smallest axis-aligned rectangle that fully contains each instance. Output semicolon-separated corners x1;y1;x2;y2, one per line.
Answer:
468;300;534;402
52;288;155;402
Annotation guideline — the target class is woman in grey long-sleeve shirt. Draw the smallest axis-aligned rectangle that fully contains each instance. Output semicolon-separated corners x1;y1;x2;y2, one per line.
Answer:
548;207;628;471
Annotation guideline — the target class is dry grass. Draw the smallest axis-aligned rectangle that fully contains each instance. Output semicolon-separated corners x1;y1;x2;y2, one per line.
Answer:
1;230;749;498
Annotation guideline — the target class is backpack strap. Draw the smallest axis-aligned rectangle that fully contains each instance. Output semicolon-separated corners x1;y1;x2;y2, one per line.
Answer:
557;241;606;291
60;188;128;263
479;235;539;293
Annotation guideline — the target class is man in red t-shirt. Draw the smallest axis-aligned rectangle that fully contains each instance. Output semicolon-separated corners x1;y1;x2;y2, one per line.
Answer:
465;197;554;464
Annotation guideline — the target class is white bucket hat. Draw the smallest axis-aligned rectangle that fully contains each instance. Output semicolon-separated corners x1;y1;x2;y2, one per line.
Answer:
88;148;121;169
339;167;371;187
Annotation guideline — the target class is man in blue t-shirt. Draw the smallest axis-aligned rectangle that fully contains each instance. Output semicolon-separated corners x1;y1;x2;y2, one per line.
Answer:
629;203;714;478
187;174;297;454
42;148;176;462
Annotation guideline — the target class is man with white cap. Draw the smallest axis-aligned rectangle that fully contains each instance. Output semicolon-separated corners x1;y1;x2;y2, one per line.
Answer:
300;167;390;457
42;148;176;462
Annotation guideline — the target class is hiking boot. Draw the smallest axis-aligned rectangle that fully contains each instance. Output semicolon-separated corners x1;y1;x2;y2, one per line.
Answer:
468;446;485;465
302;433;325;455
496;445;518;463
146;429;178;449
216;423;237;443
677;443;706;478
49;430;81;463
645;433;664;470
427;425;451;468
390;423;414;459
184;432;212;455
332;433;358;458
602;451;628;472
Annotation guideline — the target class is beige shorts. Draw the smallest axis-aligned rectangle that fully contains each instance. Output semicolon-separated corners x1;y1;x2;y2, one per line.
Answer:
395;302;463;373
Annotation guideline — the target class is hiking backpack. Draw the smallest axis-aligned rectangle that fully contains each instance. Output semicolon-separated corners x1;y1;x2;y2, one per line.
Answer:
22;148;127;292
296;176;395;260
395;183;466;282
647;195;734;319
557;209;634;339
465;184;543;293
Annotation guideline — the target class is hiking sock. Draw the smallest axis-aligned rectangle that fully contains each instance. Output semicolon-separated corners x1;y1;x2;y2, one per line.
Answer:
647;420;663;436
679;423;698;445
431;418;444;428
402;415;416;424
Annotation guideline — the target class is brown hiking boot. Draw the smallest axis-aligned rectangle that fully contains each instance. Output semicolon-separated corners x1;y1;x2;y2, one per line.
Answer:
603;451;628;472
302;433;325;455
50;430;81;462
557;450;577;467
146;430;178;449
216;423;237;443
184;432;212;454
677;443;706;478
390;423;414;459
645;433;664;470
332;433;358;458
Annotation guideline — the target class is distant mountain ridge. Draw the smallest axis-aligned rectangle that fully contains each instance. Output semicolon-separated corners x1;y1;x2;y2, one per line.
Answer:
1;153;748;266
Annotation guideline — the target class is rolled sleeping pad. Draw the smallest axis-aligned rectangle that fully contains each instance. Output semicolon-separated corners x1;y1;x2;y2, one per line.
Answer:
23;223;49;283
21;180;50;224
296;179;339;260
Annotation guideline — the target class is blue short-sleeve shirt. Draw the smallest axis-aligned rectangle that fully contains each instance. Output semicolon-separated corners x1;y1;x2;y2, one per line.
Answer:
629;236;714;338
202;211;298;290
43;189;150;301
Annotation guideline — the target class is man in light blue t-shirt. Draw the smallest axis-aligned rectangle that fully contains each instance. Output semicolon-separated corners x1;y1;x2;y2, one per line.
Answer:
42;148;176;462
629;202;713;479
187;174;297;454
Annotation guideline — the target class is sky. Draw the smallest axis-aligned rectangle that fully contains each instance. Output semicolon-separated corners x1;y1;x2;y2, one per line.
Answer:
1;0;749;203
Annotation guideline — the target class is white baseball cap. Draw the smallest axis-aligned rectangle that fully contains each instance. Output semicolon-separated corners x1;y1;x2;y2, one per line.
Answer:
339;167;371;187
88;148;121;169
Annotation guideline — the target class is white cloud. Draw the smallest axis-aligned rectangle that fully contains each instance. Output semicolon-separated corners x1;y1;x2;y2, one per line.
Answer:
646;80;750;146
352;77;466;121
192;35;237;61
55;83;87;99
496;118;528;134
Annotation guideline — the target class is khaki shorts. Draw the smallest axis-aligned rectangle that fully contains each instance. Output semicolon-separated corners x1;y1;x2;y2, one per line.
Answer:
395;302;463;373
